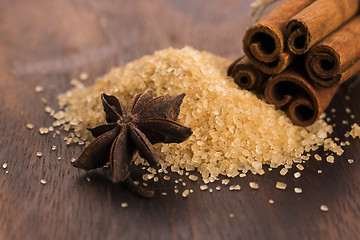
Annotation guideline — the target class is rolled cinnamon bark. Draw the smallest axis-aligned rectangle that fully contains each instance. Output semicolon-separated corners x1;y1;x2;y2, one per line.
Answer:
264;62;360;126
228;56;269;91
286;0;359;55
305;15;360;88
243;0;314;74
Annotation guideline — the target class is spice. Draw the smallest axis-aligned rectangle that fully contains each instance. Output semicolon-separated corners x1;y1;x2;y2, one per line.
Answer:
264;65;340;126
286;0;359;55
72;90;192;198
228;56;269;92
305;16;360;88
243;0;314;74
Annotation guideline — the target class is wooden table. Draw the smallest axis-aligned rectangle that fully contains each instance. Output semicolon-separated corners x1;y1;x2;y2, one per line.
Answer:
1;0;359;239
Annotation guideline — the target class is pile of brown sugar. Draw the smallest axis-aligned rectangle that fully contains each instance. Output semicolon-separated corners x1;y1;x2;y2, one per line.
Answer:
52;46;343;183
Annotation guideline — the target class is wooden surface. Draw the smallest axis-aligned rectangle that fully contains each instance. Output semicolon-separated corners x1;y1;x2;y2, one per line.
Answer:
0;0;360;239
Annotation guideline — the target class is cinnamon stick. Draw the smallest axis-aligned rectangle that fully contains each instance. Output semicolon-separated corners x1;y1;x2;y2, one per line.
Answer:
305;15;360;87
286;0;359;55
264;61;360;126
228;56;269;91
243;0;314;74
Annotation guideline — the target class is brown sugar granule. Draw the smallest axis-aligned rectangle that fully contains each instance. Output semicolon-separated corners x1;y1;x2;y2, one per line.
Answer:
350;123;360;138
276;182;287;190
54;47;339;182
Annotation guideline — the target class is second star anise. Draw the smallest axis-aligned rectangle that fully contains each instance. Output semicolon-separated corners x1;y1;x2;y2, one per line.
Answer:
72;90;192;197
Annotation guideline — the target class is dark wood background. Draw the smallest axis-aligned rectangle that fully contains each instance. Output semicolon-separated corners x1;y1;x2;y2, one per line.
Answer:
0;0;359;239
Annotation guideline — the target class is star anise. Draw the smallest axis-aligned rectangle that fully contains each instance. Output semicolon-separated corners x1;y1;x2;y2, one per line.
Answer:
72;90;192;198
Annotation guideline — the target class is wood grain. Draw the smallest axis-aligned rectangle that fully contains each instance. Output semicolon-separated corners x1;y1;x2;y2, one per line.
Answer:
0;0;360;239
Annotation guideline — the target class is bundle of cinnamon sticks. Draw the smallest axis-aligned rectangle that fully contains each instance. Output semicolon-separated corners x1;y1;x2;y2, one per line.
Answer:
229;0;360;126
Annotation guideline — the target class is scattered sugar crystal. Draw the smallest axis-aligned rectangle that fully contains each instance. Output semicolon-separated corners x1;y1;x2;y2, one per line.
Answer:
79;72;89;80
249;182;259;189
348;159;354;164
182;189;190;198
36;152;43;157
216;186;221;191
44;106;52;113
35;86;44;93
51;145;57;151
314;154;322;161
296;164;304;171
350;123;360;139
2;163;7;169
294;188;302;193
294;172;301;178
174;189;179;194
279;168;288;176
239;173;246;178
326;155;335;163
163;176;170;181
200;185;208;191
229;213;234;218
188;175;198;181
26;123;34;129
86;177;91;182
229;185;241;191
40;179;47;185
318;170;322;174
320;205;329;212
269;199;274;204
70;158;76;163
222;179;230;185
121;202;128;208
276;182;287;190
345;108;351;114
209;188;213;193
162;192;167;196
51;47;337;182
